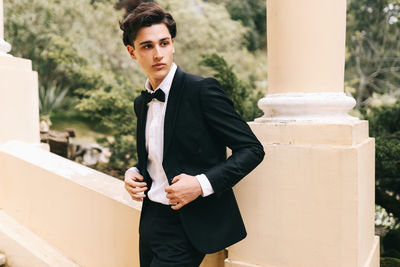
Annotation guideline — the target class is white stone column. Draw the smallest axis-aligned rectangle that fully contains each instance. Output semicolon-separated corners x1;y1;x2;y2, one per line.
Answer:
225;0;379;267
256;0;356;122
0;0;12;57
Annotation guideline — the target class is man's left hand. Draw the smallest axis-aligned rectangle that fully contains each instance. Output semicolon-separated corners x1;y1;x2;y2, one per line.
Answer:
165;174;203;210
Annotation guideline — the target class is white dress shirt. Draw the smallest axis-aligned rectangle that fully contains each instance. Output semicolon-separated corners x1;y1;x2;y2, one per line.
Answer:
128;63;214;205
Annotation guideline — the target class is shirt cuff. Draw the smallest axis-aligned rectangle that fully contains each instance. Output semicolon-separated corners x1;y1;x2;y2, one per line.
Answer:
127;167;140;174
124;167;140;181
195;174;214;197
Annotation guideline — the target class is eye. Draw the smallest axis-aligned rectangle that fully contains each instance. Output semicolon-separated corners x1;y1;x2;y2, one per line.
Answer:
143;44;152;49
161;41;169;46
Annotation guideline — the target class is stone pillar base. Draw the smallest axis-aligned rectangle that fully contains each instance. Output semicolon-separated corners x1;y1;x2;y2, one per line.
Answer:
363;236;380;267
225;236;379;267
0;56;39;144
226;120;377;267
256;92;357;123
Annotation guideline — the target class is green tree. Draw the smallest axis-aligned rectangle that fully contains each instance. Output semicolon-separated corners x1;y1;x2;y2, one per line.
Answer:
346;0;400;106
4;0;146;93
158;0;268;91
5;0;141;177
4;0;267;177
361;102;400;223
205;0;266;51
76;85;138;175
200;54;263;122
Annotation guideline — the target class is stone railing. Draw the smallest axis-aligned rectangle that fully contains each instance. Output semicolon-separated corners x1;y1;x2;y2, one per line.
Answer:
0;141;224;266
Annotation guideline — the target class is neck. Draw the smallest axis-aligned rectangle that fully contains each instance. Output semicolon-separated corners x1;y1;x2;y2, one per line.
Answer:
149;79;161;91
148;64;173;91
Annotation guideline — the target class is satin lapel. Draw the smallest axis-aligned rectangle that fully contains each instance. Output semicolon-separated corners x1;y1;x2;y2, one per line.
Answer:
137;97;148;174
163;67;185;163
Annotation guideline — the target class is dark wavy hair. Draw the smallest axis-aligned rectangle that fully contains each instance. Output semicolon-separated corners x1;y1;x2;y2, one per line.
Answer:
119;2;177;47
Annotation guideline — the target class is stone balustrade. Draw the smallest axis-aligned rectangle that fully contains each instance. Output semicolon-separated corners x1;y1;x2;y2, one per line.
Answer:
0;141;224;266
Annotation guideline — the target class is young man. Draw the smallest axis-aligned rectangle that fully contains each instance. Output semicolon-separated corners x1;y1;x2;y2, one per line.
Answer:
120;2;264;266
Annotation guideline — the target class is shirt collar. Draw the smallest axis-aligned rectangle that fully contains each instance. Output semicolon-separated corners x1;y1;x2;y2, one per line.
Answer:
145;63;177;100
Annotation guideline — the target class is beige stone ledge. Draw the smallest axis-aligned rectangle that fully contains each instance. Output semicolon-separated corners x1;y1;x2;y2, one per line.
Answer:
224;258;264;267
0;56;32;71
0;141;142;266
249;120;369;146
362;236;380;267
0;210;79;267
0;141;224;266
0;140;141;209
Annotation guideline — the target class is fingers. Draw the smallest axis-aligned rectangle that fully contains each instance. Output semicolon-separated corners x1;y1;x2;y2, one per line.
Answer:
126;184;148;194
171;175;180;184
124;169;147;203
165;188;180;206
124;169;144;182
168;198;179;204
125;179;147;188
166;173;187;191
128;173;144;182
125;186;147;202
171;202;184;210
130;194;146;202
165;185;173;193
125;184;147;201
134;174;144;181
166;192;178;204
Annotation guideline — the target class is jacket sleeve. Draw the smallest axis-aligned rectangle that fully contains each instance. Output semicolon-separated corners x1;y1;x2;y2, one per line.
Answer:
200;78;265;195
132;96;141;170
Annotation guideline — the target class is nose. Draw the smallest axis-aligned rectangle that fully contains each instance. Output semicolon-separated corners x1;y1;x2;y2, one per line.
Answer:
153;45;163;61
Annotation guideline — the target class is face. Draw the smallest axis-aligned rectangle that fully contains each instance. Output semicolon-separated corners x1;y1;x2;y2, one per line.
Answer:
127;23;175;89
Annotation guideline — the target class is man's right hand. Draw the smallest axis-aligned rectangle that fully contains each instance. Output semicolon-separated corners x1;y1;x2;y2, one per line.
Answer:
124;168;147;202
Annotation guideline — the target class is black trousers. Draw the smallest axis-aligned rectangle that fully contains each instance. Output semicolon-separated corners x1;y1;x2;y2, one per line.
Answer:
139;199;205;267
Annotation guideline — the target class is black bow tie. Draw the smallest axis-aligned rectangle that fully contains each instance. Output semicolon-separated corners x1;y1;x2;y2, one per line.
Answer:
141;89;165;103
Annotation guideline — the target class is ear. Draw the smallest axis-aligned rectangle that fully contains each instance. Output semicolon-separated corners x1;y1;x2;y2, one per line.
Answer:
172;39;175;54
126;45;136;60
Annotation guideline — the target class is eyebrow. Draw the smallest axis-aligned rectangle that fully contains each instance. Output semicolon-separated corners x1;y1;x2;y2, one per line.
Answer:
139;37;171;46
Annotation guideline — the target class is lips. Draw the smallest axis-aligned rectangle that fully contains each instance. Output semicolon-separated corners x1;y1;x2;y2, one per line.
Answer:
152;63;166;68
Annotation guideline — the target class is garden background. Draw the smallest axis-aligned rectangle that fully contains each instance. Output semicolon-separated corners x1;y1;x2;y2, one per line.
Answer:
4;0;400;264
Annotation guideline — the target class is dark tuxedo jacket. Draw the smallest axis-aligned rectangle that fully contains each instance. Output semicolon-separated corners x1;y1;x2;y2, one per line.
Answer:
133;66;264;254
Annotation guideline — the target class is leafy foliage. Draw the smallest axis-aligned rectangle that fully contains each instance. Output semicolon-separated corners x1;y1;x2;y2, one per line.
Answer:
205;0;266;51
381;257;400;267
4;0;267;177
39;81;69;117
200;54;263;122
4;0;143;176
115;0;154;17
361;102;400;223
158;0;268;90
363;101;400;137
4;0;146;92
383;229;400;255
345;0;400;106
75;83;138;174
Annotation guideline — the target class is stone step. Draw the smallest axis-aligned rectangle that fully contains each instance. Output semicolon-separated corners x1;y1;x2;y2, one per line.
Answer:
0;211;79;267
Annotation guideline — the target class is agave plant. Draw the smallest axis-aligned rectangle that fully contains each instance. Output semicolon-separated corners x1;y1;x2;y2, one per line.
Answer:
39;81;69;118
